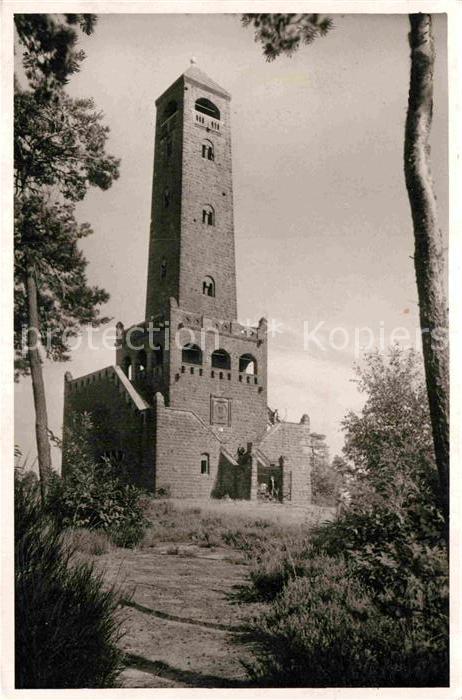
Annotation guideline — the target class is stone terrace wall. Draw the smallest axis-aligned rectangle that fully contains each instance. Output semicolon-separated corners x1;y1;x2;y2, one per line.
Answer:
63;366;155;491
258;421;312;506
153;392;225;498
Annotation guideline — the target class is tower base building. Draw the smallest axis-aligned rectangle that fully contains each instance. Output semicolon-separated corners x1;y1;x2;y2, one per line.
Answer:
63;63;328;505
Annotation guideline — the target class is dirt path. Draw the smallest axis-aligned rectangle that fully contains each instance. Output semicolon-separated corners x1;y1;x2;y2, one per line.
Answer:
96;543;264;688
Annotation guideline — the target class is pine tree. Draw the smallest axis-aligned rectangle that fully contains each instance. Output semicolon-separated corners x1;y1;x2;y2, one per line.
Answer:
14;15;120;499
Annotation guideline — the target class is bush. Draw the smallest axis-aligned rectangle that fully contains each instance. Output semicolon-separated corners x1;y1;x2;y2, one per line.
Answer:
47;466;147;548
48;413;148;548
245;557;448;687
15;475;124;688
248;537;312;601
244;350;448;687
311;458;340;507
311;501;448;619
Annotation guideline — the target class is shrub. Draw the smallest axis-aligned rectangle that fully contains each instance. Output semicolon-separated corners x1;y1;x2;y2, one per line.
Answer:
245;558;448;687
47;467;147;548
248;537;312;601
15;475;124;688
311;457;340;507
311;501;448;620
244;350;448;687
47;413;148;548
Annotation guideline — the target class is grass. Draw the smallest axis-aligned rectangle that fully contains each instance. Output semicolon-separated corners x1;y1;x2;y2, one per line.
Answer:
62;528;112;556
140;499;309;558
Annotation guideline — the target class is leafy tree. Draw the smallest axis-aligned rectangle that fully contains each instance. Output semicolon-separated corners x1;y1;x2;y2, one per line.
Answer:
342;348;436;504
310;434;339;506
242;12;449;545
320;348;446;609
331;347;442;531
15;15;120;498
14;195;110;371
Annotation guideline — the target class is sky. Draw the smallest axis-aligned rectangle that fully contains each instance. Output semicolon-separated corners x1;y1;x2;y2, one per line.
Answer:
14;12;448;467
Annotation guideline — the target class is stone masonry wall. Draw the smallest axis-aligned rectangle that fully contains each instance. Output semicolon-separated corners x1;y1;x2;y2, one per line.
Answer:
145;78;184;320
259;421;312;506
168;302;268;456
154;393;223;498
179;76;237;320
63;368;155;491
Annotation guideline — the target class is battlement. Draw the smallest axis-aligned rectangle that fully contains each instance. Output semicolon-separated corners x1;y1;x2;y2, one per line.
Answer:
65;365;150;413
122;301;266;346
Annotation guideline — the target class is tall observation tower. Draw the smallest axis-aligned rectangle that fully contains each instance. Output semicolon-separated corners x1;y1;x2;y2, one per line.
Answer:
63;62;317;505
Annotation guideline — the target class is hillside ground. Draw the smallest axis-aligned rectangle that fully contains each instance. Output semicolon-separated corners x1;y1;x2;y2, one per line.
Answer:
83;498;334;688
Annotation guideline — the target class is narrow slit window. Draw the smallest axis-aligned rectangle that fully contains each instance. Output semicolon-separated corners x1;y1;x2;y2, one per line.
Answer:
200;453;210;475
162;100;177;123
152;344;163;366
165;134;173;159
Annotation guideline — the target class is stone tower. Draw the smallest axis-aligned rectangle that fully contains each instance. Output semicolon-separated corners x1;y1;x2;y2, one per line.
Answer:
145;60;237;321
63;63;319;504
115;61;268;462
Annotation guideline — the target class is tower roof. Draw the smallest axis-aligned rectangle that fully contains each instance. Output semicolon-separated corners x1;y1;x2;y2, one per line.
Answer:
182;62;230;99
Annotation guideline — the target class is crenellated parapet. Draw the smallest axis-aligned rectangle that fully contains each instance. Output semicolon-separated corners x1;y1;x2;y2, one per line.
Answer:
65;365;150;414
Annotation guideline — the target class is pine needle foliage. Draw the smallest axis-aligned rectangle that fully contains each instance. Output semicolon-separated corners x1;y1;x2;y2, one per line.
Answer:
241;14;333;61
14;51;120;379
15;14;97;95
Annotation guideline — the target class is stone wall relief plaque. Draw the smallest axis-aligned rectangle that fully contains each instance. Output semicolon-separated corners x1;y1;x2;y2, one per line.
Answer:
211;396;231;426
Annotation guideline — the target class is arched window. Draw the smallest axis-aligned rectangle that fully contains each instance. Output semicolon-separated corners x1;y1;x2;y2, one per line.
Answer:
239;353;257;375
182;343;202;365
211;349;230;370
152;344;163;366
202;276;215;297
201;139;214;161
137;349;147;375
123;356;133;381
163;188;170;208
195;98;220;120
202;204;214;226
160;259;167;279
162;100;177;123
200;453;210;475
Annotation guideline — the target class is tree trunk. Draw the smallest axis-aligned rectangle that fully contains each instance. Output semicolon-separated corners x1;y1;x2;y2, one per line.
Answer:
25;262;52;501
404;13;449;545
